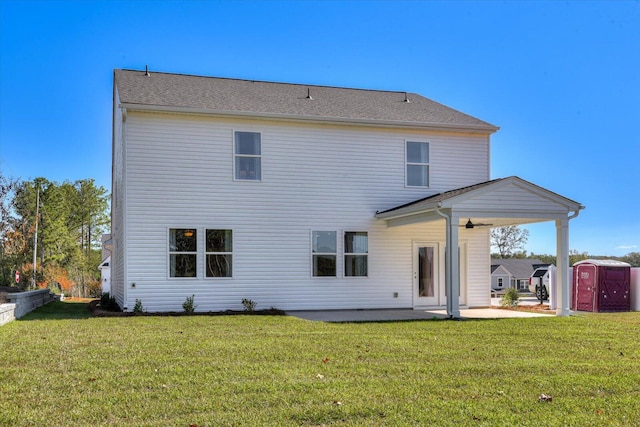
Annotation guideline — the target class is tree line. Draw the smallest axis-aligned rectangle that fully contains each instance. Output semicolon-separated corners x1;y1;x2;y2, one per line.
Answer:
491;225;640;267
0;173;109;296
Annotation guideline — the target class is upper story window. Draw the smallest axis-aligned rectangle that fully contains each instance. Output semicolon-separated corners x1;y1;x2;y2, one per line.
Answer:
406;141;429;187
206;229;233;278
344;232;368;277
234;131;261;181
312;231;337;277
169;228;197;278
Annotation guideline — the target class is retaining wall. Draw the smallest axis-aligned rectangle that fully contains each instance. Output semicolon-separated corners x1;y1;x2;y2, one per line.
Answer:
3;289;55;321
0;303;16;326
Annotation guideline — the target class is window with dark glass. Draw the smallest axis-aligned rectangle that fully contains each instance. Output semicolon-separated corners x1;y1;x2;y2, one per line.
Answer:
169;229;197;278
312;231;336;277
344;232;368;277
206;229;233;277
235;131;261;180
406;141;429;187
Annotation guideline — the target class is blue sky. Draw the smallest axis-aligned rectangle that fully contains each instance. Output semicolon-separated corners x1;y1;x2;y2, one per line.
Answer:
1;0;638;256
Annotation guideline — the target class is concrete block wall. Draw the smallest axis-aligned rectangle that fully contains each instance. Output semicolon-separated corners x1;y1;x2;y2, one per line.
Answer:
0;303;16;326
5;289;55;320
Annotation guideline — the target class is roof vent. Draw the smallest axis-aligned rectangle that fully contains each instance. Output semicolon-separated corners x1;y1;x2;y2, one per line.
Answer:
306;88;313;100
403;92;410;103
144;65;151;77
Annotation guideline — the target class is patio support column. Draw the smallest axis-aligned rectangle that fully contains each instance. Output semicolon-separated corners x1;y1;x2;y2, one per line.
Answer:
555;218;571;316
447;214;461;318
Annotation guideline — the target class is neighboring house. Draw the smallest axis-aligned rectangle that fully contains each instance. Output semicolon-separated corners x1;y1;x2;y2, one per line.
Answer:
99;234;112;294
98;256;111;294
111;68;584;317
490;258;545;292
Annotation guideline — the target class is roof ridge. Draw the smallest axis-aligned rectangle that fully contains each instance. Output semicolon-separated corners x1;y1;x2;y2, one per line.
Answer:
115;68;415;96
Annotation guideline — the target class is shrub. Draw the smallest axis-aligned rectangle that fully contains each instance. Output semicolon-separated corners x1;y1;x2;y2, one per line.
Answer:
99;292;119;311
133;299;144;313
183;295;196;314
242;298;257;312
500;287;519;307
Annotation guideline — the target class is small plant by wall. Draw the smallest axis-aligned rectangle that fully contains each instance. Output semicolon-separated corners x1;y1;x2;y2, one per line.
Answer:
183;295;196;314
242;298;257;312
133;299;144;313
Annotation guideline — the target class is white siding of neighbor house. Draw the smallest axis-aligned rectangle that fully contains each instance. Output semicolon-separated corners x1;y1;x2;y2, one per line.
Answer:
115;111;491;311
491;265;511;289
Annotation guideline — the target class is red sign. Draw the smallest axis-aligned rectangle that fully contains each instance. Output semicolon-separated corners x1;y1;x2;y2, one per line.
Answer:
15;271;20;283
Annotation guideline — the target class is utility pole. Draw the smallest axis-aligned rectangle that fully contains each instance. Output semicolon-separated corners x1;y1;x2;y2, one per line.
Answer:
32;186;39;290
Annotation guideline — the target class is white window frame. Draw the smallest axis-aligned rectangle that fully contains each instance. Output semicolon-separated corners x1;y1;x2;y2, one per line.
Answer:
311;230;337;278
168;228;198;279
497;277;504;288
205;229;233;278
344;231;368;277
405;140;430;188
233;131;262;181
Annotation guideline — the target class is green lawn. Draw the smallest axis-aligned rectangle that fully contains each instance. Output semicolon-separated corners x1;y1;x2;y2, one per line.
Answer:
1;302;640;426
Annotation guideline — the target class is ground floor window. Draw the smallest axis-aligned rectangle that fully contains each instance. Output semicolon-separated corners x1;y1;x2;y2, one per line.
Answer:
497;277;503;288
344;232;368;277
312;231;336;277
206;229;233;277
169;228;197;278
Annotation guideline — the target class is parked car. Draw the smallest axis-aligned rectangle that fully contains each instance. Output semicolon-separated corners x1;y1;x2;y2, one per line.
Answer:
529;266;550;300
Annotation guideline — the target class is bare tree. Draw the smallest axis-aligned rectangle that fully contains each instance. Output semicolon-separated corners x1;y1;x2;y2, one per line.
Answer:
491;226;529;258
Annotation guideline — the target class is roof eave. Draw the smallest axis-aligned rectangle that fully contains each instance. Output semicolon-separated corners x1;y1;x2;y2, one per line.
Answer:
375;202;439;220
118;103;500;134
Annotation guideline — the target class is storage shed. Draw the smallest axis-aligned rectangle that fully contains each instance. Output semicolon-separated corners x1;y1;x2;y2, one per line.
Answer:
573;259;631;312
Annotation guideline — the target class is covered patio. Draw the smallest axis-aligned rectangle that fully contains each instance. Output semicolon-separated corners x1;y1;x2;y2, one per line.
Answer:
375;176;584;318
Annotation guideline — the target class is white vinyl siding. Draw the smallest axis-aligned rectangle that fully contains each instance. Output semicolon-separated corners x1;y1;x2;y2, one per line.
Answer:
110;87;126;308
117;111;491;311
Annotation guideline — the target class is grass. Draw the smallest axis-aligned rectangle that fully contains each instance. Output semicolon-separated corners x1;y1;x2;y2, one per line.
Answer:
1;302;640;426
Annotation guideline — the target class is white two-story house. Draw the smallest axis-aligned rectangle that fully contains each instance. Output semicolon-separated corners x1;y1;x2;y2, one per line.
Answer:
111;68;583;317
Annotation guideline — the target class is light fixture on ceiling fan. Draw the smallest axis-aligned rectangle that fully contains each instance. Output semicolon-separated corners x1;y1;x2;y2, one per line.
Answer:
461;218;494;229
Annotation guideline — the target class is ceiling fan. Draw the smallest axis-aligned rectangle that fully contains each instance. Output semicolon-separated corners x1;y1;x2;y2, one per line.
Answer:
460;218;493;229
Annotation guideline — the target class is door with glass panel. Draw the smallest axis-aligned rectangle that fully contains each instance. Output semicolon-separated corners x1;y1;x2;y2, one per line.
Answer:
413;242;440;306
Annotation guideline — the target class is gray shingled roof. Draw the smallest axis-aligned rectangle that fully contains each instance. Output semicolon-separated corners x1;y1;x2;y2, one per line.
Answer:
114;69;498;131
376;176;583;217
377;178;505;215
491;259;546;280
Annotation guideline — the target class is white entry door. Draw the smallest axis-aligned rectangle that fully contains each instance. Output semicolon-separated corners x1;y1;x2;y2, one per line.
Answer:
413;242;442;307
413;242;467;308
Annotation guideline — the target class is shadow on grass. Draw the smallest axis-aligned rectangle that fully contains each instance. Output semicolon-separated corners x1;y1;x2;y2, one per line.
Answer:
18;300;93;321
